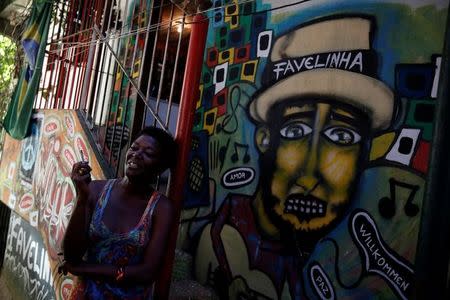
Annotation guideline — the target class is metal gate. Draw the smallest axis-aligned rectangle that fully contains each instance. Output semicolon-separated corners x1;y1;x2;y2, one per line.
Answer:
35;0;192;179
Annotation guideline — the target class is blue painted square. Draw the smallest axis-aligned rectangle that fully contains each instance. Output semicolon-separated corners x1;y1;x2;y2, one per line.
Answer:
395;64;435;98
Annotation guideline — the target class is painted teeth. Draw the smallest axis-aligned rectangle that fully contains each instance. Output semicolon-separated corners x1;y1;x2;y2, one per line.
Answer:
285;198;326;216
287;198;324;209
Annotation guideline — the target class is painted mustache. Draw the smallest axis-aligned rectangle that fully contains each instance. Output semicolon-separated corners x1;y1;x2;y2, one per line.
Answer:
284;194;327;221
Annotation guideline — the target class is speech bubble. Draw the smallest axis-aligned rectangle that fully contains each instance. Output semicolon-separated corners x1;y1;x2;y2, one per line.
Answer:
349;210;414;300
222;167;255;189
309;261;335;300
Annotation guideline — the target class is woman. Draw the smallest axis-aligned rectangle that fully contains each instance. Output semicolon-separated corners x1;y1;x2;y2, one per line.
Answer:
61;126;177;299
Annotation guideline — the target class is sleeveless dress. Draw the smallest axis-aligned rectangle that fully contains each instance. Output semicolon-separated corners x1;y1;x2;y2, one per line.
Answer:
69;179;161;300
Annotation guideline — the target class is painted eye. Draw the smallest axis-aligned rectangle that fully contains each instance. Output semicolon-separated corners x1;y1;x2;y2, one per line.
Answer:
280;122;312;139
322;127;361;145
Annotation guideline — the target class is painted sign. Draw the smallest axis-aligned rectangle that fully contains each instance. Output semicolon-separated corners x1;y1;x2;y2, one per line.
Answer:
180;0;449;299
3;212;56;300
0;110;107;299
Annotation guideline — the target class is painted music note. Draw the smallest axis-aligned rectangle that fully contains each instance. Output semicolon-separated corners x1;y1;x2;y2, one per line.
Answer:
231;142;250;164
210;139;231;172
219;138;230;171
216;86;241;134
378;178;420;219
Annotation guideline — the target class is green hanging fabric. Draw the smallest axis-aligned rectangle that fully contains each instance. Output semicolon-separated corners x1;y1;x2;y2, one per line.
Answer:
3;0;52;139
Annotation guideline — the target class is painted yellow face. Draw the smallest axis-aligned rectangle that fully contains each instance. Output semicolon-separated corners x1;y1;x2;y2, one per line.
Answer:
268;102;365;233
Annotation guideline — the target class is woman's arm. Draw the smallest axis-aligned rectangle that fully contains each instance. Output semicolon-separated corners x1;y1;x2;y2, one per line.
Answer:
63;162;104;263
62;195;175;285
122;195;174;284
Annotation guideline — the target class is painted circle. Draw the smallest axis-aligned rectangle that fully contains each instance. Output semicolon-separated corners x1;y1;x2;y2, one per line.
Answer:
65;115;75;137
74;134;89;162
60;278;74;300
19;193;34;212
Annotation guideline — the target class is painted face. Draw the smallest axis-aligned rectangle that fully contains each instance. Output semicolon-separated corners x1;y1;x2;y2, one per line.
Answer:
263;102;368;235
125;134;163;178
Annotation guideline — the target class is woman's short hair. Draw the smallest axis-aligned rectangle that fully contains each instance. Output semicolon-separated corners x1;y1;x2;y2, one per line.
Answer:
136;126;178;171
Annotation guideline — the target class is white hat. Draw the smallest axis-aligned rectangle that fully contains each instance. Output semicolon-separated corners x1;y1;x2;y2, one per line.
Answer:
249;16;394;131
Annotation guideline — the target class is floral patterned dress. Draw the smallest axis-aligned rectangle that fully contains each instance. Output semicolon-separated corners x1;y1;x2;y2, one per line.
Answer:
69;179;160;300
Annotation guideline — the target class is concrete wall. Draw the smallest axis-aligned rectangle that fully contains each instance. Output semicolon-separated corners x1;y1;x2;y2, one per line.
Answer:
180;1;449;299
0;110;107;300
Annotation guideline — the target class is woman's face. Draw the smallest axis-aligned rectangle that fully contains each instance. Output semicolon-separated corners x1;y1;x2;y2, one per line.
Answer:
125;134;163;178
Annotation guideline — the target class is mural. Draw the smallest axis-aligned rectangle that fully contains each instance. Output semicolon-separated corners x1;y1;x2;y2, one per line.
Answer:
180;0;449;299
0;110;107;300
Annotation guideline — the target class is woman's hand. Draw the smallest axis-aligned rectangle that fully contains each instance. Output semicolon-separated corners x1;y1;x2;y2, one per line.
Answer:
57;260;118;281
71;161;92;199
